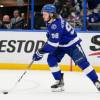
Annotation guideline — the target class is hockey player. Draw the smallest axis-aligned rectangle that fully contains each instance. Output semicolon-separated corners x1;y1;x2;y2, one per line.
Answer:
32;4;100;92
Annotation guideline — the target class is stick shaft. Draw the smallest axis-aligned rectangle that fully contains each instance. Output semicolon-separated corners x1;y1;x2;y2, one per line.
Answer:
18;60;34;82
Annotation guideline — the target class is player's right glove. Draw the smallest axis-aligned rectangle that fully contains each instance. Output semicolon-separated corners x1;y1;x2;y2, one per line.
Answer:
32;50;43;61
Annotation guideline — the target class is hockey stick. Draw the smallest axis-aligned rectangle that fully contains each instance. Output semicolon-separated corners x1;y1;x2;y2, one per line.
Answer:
17;60;34;83
2;60;34;94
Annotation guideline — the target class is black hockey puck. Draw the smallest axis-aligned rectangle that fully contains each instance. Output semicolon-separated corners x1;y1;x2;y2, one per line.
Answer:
3;92;8;94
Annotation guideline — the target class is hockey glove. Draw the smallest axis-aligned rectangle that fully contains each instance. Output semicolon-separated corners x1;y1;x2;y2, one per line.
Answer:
32;50;43;61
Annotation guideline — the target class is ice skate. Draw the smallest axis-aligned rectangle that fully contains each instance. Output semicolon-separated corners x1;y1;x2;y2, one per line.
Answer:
51;73;64;92
94;80;100;91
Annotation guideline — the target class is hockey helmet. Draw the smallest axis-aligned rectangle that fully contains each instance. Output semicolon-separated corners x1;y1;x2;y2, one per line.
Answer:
41;4;56;13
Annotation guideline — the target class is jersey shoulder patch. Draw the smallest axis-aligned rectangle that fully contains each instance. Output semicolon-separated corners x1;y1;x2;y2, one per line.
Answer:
51;24;57;30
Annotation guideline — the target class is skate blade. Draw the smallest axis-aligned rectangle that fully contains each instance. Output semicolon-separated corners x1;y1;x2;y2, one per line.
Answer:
51;87;64;92
96;87;100;91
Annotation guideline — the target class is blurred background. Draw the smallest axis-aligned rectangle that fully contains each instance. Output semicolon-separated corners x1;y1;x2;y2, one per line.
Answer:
0;0;100;31
0;0;31;29
34;0;83;30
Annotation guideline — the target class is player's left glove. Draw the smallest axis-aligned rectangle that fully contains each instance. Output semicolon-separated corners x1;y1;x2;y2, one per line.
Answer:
32;50;43;61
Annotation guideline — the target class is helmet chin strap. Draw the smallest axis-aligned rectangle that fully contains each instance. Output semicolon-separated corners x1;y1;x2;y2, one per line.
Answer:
47;14;53;23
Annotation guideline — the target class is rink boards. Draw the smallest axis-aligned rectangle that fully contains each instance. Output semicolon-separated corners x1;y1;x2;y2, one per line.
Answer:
0;31;100;72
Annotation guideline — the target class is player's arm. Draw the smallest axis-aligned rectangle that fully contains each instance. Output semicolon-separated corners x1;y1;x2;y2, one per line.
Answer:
32;32;59;61
39;32;59;53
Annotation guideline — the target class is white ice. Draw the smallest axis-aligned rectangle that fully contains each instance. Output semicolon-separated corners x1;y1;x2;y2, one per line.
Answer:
0;70;100;100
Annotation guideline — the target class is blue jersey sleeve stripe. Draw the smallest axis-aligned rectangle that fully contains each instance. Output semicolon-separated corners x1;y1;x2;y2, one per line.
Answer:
47;41;59;47
41;42;57;53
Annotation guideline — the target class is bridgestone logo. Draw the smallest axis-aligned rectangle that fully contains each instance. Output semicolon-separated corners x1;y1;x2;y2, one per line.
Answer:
0;40;45;53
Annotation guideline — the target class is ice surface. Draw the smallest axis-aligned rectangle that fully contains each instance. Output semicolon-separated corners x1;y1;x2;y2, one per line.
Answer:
0;70;100;100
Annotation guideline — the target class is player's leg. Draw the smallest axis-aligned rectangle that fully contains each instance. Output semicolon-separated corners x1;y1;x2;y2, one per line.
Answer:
68;44;100;91
47;48;65;92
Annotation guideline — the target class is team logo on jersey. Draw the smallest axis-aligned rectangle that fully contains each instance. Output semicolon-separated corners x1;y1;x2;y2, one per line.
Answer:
51;24;57;30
